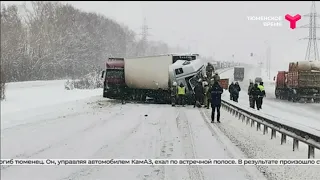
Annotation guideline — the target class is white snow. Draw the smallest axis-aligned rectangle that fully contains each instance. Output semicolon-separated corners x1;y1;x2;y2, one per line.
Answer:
218;66;320;135
2;73;320;180
200;108;320;180
1;80;101;116
1;79;262;180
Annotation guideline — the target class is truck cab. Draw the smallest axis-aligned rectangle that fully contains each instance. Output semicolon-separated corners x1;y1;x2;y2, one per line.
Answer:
101;58;125;98
170;59;205;95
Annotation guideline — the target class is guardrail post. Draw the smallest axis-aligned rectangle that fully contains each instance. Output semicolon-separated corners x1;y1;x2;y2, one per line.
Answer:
256;122;261;131
238;113;241;120
293;139;299;151
281;133;287;145
246;117;250;125
251;119;254;127
232;110;236;116
263;125;268;135
308;145;315;159
271;129;276;139
242;115;245;122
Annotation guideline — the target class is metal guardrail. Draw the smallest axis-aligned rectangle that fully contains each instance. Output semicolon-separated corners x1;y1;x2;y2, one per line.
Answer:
221;99;320;159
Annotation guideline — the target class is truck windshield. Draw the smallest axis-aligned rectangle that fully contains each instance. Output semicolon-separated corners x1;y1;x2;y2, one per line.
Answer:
106;69;124;79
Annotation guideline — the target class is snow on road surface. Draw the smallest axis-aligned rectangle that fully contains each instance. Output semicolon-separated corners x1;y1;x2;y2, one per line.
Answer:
1;79;264;180
200;108;320;180
2;74;320;180
215;68;320;180
218;66;320;134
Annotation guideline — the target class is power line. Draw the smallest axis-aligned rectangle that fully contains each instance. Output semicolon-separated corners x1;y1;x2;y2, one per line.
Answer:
299;1;320;61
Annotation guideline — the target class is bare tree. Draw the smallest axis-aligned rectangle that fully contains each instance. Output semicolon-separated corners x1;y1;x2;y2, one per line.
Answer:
0;1;174;90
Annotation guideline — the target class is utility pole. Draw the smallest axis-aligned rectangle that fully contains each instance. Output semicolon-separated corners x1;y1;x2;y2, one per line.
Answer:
138;17;151;56
299;1;320;61
265;41;271;80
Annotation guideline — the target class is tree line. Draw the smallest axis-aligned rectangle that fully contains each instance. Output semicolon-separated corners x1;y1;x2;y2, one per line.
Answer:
0;1;170;84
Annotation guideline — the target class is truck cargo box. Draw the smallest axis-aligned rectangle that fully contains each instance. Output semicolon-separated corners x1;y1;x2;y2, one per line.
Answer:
124;55;173;90
276;71;287;88
287;71;320;88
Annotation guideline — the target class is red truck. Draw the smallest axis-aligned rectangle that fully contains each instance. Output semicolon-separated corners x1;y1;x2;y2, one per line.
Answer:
275;61;320;102
101;58;125;99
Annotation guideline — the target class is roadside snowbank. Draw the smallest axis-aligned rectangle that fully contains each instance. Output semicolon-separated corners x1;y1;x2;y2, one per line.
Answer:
1;80;101;115
202;108;320;180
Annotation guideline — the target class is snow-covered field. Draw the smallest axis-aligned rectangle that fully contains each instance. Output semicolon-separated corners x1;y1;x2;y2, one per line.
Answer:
1;80;101;116
1;75;320;180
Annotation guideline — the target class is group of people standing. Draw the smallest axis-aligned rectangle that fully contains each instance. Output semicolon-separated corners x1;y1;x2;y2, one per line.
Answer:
228;82;241;102
171;69;224;123
227;79;266;111
248;81;266;110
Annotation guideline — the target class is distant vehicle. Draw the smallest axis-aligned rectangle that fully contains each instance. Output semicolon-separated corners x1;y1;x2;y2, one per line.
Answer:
275;61;320;102
219;78;229;90
101;54;205;104
234;67;245;82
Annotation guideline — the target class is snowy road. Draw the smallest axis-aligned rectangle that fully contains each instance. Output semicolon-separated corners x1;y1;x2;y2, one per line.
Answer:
1;80;264;180
218;65;320;135
2;77;320;180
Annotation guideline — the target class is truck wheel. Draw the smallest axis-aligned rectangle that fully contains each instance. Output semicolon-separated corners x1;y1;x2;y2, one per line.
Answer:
103;88;107;98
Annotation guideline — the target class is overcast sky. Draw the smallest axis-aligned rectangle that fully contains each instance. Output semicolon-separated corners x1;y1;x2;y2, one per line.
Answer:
2;1;318;71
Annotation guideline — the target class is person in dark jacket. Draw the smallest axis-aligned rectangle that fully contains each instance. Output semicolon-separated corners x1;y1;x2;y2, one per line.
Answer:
193;79;204;108
211;81;223;123
120;86;126;104
233;82;241;102
228;82;235;100
248;81;254;108
171;81;178;106
250;83;262;110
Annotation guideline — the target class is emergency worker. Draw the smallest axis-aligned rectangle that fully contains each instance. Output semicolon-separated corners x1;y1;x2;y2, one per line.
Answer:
171;81;178;106
213;73;220;82
248;81;254;108
206;63;214;79
258;82;266;109
177;82;186;106
193;79;204;108
203;81;210;109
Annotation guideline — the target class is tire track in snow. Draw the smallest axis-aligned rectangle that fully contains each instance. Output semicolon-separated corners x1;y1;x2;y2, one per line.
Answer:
199;108;264;180
1;97;116;132
176;108;205;180
60;105;169;180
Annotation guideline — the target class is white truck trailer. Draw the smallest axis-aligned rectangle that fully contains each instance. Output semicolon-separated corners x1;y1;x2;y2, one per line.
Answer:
123;54;204;104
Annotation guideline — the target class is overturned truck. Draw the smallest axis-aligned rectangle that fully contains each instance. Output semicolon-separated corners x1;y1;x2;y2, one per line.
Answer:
101;54;205;104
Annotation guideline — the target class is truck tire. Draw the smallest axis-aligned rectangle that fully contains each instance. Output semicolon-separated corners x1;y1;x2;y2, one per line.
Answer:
103;88;107;98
